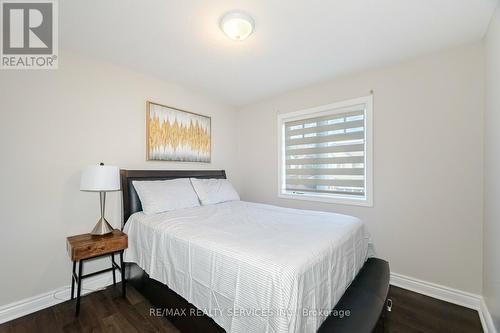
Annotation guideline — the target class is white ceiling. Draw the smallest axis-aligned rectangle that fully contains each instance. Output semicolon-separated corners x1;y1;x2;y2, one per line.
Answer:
60;0;498;107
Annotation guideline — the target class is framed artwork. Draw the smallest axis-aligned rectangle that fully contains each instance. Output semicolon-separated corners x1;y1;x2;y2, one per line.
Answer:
146;101;211;162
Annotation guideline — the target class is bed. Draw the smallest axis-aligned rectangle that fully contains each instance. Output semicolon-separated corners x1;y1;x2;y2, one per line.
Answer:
121;170;390;333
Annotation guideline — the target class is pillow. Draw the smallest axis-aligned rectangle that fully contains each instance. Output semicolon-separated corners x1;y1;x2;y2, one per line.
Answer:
132;178;200;215
190;178;240;205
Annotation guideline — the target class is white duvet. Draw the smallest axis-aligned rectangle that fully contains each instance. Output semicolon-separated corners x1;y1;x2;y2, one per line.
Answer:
123;201;370;333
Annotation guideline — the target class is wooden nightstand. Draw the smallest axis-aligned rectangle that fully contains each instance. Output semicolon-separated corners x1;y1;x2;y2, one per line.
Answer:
66;230;128;316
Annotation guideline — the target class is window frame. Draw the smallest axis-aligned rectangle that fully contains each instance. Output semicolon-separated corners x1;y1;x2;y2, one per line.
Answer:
277;95;373;207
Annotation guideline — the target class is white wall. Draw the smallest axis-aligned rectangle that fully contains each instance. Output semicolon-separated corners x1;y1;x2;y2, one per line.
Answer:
484;3;500;330
235;43;485;294
0;51;237;306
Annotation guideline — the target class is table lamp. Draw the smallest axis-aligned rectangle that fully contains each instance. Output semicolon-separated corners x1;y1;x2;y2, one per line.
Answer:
80;163;120;235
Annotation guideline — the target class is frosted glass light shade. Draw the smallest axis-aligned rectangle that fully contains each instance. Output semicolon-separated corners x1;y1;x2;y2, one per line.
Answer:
80;165;120;192
220;12;254;41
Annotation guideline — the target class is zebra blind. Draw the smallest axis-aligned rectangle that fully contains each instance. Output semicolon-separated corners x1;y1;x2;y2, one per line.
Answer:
282;103;367;200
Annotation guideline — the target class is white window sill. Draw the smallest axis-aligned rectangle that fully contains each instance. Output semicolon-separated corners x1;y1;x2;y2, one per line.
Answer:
278;193;373;207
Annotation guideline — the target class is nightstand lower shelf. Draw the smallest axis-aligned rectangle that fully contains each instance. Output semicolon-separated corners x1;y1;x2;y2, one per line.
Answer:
71;250;126;316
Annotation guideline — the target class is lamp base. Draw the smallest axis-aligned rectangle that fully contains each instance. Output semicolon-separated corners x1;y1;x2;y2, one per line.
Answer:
90;217;114;235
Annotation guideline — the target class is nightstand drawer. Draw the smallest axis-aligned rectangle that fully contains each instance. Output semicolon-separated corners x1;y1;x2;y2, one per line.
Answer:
67;230;128;261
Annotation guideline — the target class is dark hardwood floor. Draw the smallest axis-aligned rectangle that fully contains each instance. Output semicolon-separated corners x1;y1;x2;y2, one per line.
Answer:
0;284;483;333
385;286;483;333
0;284;180;333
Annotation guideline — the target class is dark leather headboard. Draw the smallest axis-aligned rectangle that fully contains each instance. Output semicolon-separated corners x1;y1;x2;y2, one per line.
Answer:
120;169;226;226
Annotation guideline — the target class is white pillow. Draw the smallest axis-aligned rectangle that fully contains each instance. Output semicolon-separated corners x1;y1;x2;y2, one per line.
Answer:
190;178;240;205
132;178;200;215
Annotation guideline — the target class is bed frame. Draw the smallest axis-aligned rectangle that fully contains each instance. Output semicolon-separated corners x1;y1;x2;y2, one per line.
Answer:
121;169;390;333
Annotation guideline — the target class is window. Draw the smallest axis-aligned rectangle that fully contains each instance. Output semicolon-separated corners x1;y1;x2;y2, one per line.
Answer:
278;96;373;206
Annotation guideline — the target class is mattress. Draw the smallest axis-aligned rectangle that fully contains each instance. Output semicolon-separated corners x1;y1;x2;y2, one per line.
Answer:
123;200;370;333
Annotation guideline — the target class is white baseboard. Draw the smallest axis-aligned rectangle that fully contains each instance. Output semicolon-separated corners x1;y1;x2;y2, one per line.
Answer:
390;272;482;309
0;272;121;324
390;272;497;333
480;298;498;333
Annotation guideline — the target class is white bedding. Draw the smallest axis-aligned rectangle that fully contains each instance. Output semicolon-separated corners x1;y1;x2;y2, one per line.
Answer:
123;201;370;333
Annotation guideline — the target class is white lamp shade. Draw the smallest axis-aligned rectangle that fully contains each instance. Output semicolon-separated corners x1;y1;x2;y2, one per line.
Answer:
80;165;120;192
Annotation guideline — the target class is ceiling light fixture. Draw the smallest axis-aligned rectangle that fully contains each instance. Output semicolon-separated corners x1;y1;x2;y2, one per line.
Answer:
220;11;254;41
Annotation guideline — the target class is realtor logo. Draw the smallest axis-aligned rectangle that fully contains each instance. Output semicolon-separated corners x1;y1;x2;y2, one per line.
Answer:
1;0;58;69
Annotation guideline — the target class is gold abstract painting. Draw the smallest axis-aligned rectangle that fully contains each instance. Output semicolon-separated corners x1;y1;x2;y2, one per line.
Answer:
147;101;211;162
